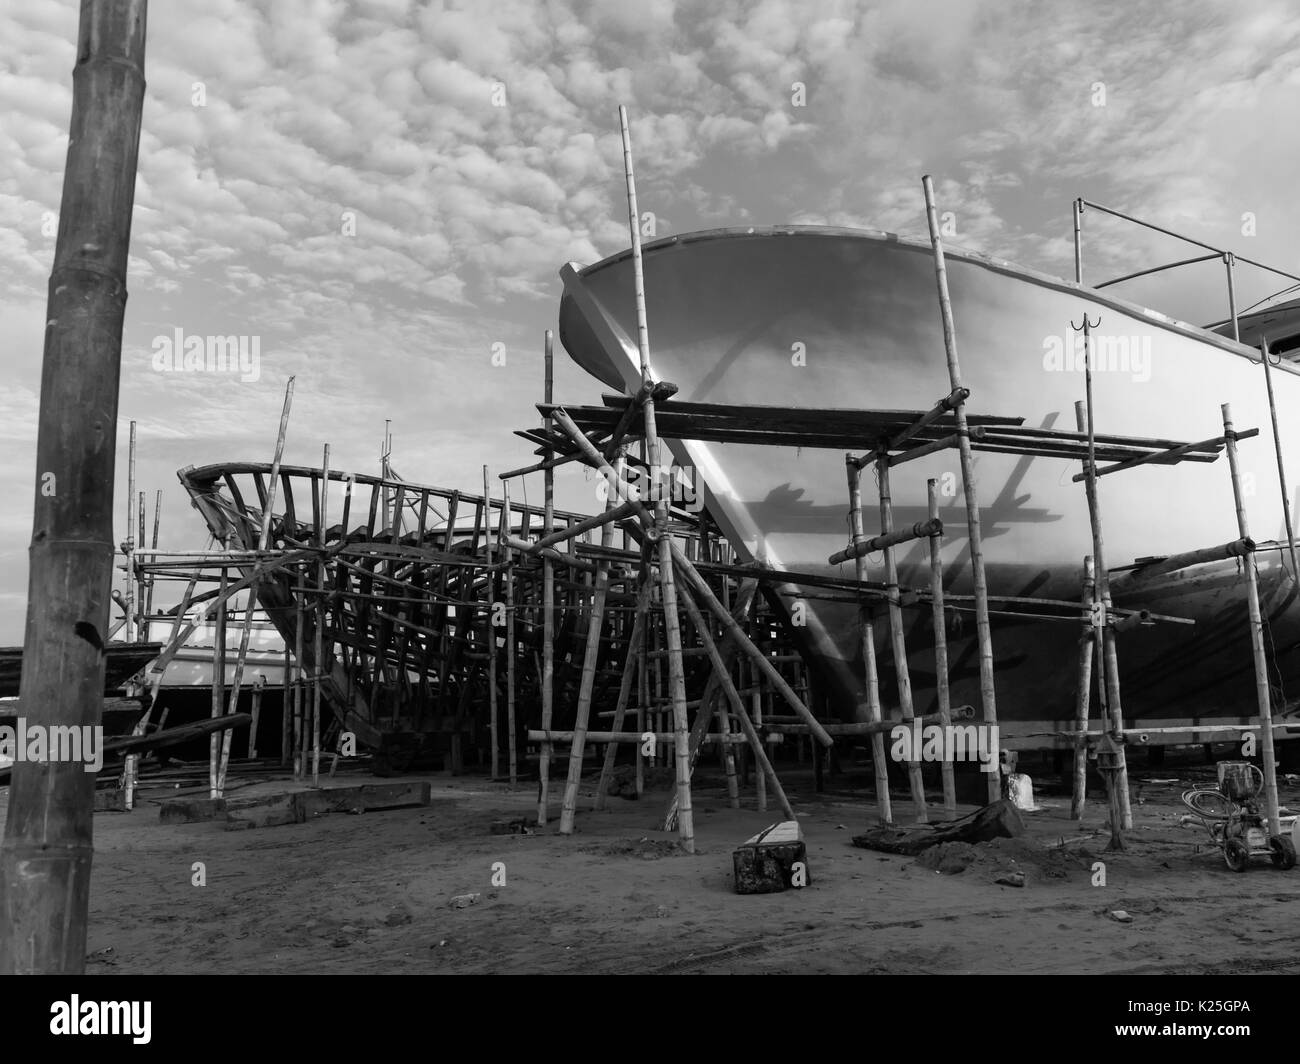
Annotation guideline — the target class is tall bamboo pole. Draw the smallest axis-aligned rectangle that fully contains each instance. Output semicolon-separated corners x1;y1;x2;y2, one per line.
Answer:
136;490;146;636
1074;384;1132;830
1222;403;1282;837
313;444;329;787
847;458;892;824
503;478;517;786
144;487;162;621
927;478;957;817
922;174;1000;804
619;104;694;851
483;465;499;780
209;568;227;798
125;420;136;641
538;331;555;822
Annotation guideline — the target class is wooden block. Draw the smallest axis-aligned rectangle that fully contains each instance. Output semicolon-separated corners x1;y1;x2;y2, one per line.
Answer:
733;820;809;895
159;797;227;824
356;781;431;811
93;788;128;813
225;793;301;829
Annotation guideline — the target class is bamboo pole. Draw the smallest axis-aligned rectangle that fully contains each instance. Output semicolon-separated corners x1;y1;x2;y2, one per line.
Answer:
144;487;162;621
313;444;329;787
847;458;893;825
503;478;517;787
1074;390;1131;830
539;331;555;823
125;421;137;642
560;480;616;833
484;465;499;780
293;570;305;779
922;174;1000;804
878;453;928;821
927;479;956;817
248;675;265;759
282;642;292;767
1222;403;1282;837
136;490;146;635
1071;556;1096;821
210;568;227;798
619;103;694;852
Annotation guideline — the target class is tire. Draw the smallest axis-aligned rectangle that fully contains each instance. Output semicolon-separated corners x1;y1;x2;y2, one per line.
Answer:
1269;835;1296;870
1224;839;1251;873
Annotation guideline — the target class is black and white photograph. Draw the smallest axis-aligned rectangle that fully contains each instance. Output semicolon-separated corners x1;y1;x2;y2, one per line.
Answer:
2;0;1299;1021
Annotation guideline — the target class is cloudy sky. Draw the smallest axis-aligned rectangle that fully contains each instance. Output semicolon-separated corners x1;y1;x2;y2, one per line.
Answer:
2;0;1300;643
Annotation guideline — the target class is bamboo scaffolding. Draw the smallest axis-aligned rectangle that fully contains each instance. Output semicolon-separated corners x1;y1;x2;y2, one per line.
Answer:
922;174;1000;804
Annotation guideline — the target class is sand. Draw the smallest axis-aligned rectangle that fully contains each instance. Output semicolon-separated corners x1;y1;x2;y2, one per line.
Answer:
50;763;1300;975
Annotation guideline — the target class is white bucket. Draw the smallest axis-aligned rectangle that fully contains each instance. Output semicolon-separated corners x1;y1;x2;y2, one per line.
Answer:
1007;773;1037;811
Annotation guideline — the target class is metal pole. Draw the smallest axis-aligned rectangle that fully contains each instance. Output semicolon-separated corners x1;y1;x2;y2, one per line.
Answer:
1259;339;1300;585
1072;198;1083;285
1225;253;1239;342
0;0;148;975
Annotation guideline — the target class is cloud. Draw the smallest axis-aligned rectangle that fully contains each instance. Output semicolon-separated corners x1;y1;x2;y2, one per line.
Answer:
1;0;1297;640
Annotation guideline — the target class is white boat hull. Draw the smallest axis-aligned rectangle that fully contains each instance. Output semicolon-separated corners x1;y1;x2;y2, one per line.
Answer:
559;227;1300;743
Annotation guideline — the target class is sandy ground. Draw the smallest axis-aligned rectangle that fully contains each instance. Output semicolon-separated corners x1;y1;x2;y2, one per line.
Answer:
26;759;1300;975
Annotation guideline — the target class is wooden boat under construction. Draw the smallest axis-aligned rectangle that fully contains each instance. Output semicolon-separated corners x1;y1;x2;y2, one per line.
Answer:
558;225;1300;748
173;461;792;773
